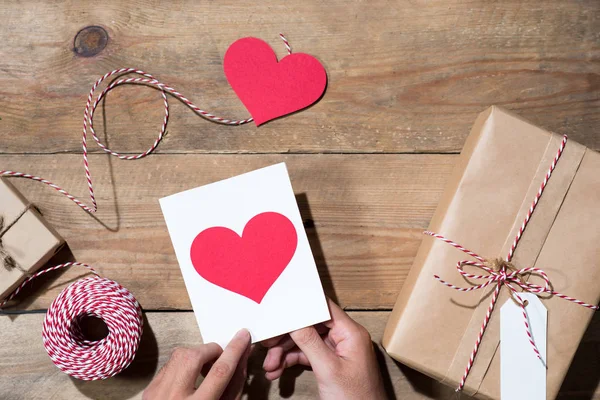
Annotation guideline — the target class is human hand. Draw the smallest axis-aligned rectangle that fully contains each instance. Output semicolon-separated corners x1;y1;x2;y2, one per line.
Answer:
262;298;387;400
143;329;251;400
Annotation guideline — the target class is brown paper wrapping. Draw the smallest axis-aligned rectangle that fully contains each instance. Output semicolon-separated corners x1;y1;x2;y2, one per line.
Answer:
0;178;64;300
382;106;600;399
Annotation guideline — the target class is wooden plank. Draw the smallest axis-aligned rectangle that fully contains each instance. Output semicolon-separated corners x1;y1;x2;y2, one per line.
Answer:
0;312;455;399
1;0;599;155
1;311;598;399
0;153;452;310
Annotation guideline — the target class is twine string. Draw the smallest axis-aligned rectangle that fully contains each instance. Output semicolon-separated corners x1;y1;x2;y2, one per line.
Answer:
0;205;33;273
426;135;598;391
279;33;292;55
0;215;13;269
0;34;292;213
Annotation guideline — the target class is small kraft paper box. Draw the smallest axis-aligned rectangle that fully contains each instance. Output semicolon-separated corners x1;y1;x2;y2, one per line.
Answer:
0;178;64;301
382;106;600;399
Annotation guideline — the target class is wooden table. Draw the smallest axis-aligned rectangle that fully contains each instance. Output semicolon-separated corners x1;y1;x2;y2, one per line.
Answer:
1;1;599;398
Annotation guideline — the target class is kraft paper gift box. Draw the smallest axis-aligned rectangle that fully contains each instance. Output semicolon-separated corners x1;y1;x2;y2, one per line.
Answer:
0;178;64;300
382;106;600;399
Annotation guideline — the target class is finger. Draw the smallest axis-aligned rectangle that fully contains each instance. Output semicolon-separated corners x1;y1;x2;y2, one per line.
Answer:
324;298;368;346
261;334;286;348
263;335;297;371
289;326;337;375
262;323;327;349
263;322;330;371
326;298;356;328
220;341;252;400
194;329;251;399
159;344;223;395
264;349;311;381
323;334;337;352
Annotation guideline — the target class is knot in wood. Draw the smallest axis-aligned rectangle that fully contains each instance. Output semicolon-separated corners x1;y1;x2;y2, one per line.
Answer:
74;26;108;57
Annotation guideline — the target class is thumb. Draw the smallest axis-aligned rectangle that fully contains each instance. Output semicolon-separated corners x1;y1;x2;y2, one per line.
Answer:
290;326;337;374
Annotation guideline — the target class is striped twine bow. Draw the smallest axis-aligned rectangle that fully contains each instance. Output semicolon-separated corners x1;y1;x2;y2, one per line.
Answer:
0;263;143;380
426;134;598;392
0;34;292;379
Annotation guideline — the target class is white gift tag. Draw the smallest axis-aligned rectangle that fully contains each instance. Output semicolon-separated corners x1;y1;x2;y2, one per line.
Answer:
500;293;547;400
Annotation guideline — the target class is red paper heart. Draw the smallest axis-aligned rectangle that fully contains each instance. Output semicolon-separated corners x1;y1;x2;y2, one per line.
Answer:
224;37;327;126
190;212;298;304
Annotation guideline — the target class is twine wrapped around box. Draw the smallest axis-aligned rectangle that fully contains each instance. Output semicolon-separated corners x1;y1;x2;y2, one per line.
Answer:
0;179;64;300
0;205;32;273
425;135;598;391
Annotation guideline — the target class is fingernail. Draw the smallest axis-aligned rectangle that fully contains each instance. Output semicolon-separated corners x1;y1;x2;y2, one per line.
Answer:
235;328;250;341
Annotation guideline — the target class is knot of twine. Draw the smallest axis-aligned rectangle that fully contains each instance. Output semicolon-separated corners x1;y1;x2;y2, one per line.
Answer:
0;205;33;274
485;258;515;272
481;258;529;289
425;135;598;392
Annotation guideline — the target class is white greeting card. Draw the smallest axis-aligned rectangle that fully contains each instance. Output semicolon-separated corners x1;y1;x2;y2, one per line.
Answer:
159;163;330;347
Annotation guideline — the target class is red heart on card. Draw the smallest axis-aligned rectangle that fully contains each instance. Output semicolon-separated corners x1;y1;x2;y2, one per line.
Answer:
190;212;298;304
224;37;327;126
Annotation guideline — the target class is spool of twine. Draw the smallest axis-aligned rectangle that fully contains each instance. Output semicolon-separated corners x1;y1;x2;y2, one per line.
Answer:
0;263;143;380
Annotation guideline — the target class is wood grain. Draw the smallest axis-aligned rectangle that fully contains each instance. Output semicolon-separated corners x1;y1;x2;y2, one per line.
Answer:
0;0;598;154
1;311;598;399
0;153;453;310
0;312;460;400
1;1;599;399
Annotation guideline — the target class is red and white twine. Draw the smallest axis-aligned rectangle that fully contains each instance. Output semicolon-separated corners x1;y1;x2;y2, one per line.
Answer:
426;134;598;391
0;34;292;213
0;263;143;380
0;34;292;379
279;33;292;55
